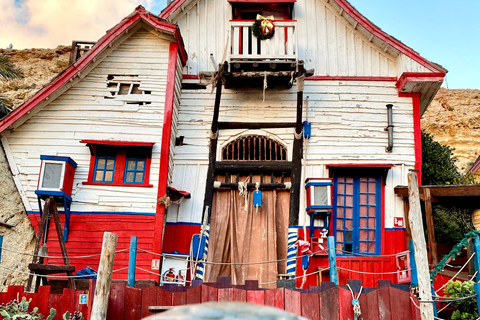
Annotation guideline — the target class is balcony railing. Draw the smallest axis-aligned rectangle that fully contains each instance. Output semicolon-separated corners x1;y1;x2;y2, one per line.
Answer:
229;20;297;64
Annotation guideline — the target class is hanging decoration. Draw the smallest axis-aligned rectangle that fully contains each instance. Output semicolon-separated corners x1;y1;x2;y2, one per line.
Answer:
252;14;275;40
430;229;480;281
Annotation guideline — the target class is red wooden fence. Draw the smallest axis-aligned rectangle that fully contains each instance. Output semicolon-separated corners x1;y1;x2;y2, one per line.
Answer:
0;280;421;320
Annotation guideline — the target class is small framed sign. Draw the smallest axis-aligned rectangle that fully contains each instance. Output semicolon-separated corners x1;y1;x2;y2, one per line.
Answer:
79;294;88;305
394;217;404;228
151;259;160;270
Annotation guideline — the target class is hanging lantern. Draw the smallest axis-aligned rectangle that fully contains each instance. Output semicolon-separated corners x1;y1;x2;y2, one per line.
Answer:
472;209;480;230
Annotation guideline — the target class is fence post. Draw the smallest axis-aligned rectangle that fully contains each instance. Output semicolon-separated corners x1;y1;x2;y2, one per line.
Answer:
91;232;118;320
409;240;418;285
407;171;434;320
473;235;480;313
0;235;3;263
474;236;480;282
327;236;338;285
128;236;137;287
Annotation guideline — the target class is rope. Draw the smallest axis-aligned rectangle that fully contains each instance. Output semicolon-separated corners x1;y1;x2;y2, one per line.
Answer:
137;248;328;265
259;267;329;285
435;252;475;293
346;284;362;319
336;249;410;258
0;265;127;279
0;246;128;259
337;266;411;275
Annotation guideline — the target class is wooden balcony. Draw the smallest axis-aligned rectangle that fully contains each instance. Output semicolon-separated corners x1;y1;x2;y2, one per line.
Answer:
229;20;297;72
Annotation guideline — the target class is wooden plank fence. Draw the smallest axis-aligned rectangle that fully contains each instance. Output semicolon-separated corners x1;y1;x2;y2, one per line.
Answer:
0;279;421;320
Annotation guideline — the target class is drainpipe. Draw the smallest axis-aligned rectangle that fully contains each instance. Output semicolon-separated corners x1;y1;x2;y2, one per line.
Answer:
385;104;394;153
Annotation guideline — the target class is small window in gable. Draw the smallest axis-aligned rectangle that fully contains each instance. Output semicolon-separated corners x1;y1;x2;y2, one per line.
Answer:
81;140;154;187
105;75;152;99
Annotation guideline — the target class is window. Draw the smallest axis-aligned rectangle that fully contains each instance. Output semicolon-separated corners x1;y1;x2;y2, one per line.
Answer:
333;176;381;255
222;135;287;161
81;140;154;187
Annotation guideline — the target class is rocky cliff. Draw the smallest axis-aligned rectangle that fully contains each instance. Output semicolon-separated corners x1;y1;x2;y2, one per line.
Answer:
422;88;480;171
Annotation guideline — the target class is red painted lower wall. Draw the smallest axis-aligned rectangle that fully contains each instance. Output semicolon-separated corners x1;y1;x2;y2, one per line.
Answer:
295;228;407;288
28;213;157;281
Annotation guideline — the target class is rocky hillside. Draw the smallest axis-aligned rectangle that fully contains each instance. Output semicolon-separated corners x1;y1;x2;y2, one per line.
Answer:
0;46;71;109
422;88;480;172
0;47;71;289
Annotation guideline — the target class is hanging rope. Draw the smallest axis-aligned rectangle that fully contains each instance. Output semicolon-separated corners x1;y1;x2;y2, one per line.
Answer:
347;283;362;320
238;177;249;211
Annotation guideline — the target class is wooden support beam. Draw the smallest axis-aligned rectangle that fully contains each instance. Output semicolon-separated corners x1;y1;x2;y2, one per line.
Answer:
289;61;305;226
217;122;296;130
423;188;438;264
203;67;224;223
407;171;434;319
404;198;412;240
215;161;292;172
91;232;118;320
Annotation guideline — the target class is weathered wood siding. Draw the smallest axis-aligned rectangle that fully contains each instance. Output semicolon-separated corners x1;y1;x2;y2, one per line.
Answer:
169;0;428;77
169;80;412;227
3;28;172;214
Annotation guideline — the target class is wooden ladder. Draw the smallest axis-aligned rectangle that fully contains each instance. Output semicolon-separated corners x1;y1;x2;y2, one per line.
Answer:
26;196;76;292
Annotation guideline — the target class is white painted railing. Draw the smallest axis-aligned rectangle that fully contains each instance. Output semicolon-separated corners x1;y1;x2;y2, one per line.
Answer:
229;21;297;62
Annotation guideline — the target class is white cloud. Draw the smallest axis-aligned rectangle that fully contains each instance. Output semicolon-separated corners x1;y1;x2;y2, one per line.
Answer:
0;0;167;49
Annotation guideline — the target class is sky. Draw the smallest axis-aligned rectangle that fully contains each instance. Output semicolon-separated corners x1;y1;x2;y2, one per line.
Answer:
1;0;479;89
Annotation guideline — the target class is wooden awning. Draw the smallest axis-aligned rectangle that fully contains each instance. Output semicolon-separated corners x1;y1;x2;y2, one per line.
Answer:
394;184;480;208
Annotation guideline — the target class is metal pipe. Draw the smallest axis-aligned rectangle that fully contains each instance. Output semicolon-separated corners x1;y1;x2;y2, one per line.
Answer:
385;104;394;152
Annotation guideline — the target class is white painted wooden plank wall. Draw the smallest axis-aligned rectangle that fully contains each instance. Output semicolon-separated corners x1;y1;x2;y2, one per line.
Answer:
4;29;172;214
170;0;429;77
170;80;415;224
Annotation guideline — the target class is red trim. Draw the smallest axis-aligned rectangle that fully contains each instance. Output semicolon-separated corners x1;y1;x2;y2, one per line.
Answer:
326;164;394;169
229;19;297;22
153;42;179;266
397;92;422;184
82;182;153;187
182;75;199;79
306;76;397;82
331;0;445;73
83;144;153;187
80;140;155;147
161;0;445;74
380;176;385;255
395;72;445;92
0;6;187;134
228;0;296;2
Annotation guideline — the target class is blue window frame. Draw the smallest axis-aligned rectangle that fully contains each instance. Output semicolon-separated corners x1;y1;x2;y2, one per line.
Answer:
124;152;147;184
333;176;381;255
93;151;116;183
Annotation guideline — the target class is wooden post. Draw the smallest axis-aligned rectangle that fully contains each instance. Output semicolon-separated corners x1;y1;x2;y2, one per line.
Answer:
91;232;118;320
423;188;438;264
202;66;224;223
289;61;305;226
407;171;434;319
128;236;137;287
327;236;338;285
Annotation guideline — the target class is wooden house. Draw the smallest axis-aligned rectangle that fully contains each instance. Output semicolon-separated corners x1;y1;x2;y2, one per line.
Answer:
0;0;446;289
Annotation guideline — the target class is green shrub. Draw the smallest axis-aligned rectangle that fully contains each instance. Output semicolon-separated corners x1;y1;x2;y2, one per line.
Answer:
0;297;56;319
444;280;478;320
0;296;83;320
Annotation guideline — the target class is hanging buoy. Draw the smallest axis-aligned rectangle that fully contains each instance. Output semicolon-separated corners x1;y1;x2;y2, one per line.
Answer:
253;182;262;214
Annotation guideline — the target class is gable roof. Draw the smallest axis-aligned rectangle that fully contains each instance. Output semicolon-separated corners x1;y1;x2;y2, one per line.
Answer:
160;0;446;74
0;6;187;134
